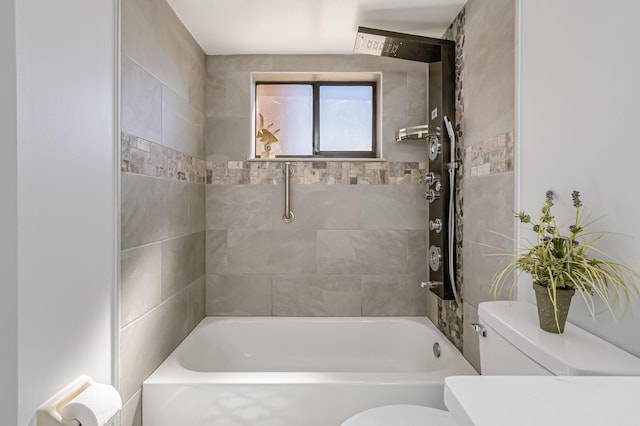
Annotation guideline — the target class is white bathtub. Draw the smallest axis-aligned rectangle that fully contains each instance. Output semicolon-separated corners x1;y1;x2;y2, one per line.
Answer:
143;316;477;426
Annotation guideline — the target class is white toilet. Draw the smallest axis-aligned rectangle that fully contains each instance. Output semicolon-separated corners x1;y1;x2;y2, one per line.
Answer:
341;301;640;426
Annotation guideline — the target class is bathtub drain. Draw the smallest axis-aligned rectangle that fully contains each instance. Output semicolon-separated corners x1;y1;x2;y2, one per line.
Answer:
433;342;441;358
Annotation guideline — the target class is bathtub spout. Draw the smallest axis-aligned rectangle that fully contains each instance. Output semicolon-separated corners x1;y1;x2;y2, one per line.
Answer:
420;281;443;289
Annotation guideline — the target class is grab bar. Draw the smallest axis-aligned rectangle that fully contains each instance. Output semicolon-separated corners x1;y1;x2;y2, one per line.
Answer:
283;162;295;223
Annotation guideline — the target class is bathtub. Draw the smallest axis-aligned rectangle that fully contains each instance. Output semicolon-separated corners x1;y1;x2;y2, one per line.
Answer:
143;316;477;426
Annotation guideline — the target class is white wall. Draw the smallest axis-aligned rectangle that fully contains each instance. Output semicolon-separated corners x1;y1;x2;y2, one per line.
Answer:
518;0;640;357
0;0;18;424
15;1;117;424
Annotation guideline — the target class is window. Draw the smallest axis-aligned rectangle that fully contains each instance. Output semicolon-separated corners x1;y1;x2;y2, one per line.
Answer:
255;81;376;158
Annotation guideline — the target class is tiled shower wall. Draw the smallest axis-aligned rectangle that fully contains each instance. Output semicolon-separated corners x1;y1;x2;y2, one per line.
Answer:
118;0;206;424
205;55;432;316
117;4;516;422
440;0;516;371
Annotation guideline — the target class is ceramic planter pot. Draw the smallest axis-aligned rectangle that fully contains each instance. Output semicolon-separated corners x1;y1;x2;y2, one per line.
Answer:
532;282;575;333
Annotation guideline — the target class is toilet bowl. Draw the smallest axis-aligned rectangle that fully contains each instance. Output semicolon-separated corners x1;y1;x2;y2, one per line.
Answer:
341;301;640;425
340;404;456;426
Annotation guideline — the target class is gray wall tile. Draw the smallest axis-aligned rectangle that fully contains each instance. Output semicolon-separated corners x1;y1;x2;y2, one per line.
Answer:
205;116;252;160
463;0;515;145
205;71;251;118
362;275;427;316
462;173;514;306
185;276;206;326
226;230;317;274
121;243;162;327
463;240;513;306
120;0;207;411
407;230;428;278
383;72;409;118
161;232;205;300
271;55;365;72
206;274;272;315
426;291;440;325
122;174;206;249
162;86;204;157
162;179;191;239
120;278;204;402
362;185;427;230
272;275;362;316
380;70;431;161
408;72;429;119
206;185;272;230
121;56;162;143
122;0;205;109
360;55;429;72
271;185;363;230
206;230;227;275
121;173;166;249
120;390;141;426
207;55;274;73
462;301;481;373
317;230;407;275
187;181;206;234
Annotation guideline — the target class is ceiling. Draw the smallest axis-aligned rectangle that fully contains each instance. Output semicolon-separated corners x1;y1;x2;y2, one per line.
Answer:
166;0;466;55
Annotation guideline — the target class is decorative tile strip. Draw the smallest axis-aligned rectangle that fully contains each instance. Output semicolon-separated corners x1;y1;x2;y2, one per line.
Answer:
438;299;463;352
121;132;207;184
205;160;428;185
464;131;514;177
441;6;466;350
121;132;427;185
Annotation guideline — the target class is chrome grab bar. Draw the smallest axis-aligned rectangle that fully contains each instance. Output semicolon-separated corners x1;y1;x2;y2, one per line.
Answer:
283;162;295;223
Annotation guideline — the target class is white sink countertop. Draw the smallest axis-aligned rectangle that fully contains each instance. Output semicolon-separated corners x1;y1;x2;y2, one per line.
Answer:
444;375;640;426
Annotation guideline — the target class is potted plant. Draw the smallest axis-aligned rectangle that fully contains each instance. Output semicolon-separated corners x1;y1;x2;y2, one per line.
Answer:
492;190;640;333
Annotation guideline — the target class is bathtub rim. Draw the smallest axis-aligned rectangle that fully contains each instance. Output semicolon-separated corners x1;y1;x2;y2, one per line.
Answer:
144;316;478;386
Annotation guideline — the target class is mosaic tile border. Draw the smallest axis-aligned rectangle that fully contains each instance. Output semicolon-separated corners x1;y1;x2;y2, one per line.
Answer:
464;131;514;177
208;160;427;185
122;132;428;186
439;6;466;351
121;132;207;183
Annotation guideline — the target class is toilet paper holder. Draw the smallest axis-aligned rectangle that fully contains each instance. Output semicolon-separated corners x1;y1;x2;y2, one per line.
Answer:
36;375;120;426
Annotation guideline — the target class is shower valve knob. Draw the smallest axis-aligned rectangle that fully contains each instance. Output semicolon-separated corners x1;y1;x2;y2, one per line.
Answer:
429;245;442;272
424;189;440;203
424;172;440;186
428;135;442;161
429;218;443;233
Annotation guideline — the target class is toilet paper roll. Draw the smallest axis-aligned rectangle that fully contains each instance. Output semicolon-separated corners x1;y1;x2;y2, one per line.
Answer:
60;383;122;426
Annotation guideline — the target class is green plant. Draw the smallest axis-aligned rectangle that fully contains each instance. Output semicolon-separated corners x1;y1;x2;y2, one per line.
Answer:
492;190;640;320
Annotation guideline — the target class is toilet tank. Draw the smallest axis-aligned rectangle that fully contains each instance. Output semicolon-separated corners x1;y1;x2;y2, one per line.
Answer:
477;301;640;376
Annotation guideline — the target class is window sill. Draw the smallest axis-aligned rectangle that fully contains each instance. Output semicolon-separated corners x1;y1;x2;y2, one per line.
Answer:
247;157;387;163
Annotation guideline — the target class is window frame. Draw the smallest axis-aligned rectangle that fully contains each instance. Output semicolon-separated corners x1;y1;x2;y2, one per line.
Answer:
254;80;378;159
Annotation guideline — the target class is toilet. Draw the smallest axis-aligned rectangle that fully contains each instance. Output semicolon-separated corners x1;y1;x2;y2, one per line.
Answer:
341;404;457;426
341;301;640;425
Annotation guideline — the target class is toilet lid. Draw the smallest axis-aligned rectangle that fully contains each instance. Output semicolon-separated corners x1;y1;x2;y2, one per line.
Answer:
341;404;456;426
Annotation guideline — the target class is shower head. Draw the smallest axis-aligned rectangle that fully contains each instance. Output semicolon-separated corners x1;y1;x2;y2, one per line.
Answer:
353;27;449;63
443;116;455;144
